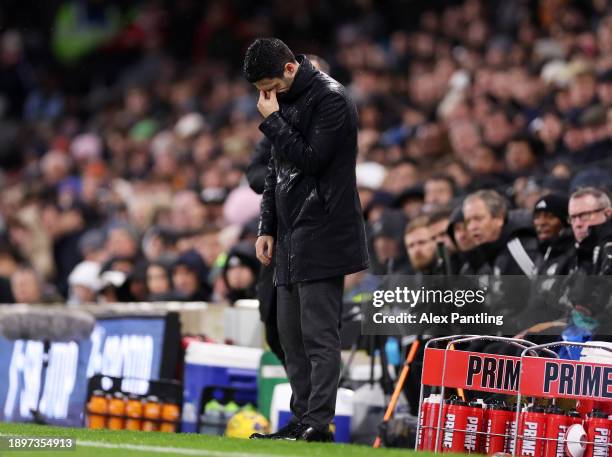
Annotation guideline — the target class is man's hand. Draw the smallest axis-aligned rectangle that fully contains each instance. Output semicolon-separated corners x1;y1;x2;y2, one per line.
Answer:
257;90;279;118
256;235;275;266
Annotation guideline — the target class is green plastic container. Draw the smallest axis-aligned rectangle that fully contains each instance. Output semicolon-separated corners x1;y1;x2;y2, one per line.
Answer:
257;351;288;420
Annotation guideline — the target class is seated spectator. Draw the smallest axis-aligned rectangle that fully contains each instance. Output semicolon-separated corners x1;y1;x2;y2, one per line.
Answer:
505;136;539;176
67;260;101;305
423;174;455;212
171;249;211;301
370;209;411;274
404;216;438;275
222;241;259;303
10;266;43;304
447;205;474;254
569;187;612;274
533;194;574;275
395;186;424;220
105;222;141;261
146;261;173;301
462;189;539;276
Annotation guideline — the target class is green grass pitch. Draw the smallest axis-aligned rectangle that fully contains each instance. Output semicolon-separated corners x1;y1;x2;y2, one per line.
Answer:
0;422;458;457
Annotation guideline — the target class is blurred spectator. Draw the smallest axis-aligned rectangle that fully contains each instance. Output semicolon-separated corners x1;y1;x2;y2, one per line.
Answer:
222;241;259;303
171;249;211;301
78;229;107;263
370;209;411;274
9;266;50;304
505;137;538;176
404;216;437;274
0;30;32;118
146;261;173;301
423;175;455;212
395;186;425;220
447;205;474;254
42;201;86;296
67;260;101;305
105;222;140;261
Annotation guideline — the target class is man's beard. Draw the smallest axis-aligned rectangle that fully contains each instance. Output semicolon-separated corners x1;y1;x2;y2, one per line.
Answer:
411;255;434;272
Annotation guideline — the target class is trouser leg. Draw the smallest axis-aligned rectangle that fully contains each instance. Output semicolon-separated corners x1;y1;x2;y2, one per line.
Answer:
298;276;344;430
277;283;310;423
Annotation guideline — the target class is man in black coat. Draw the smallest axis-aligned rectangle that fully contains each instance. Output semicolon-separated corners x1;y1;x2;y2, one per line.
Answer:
566;187;612;329
244;39;369;442
569;187;612;275
246;56;331;368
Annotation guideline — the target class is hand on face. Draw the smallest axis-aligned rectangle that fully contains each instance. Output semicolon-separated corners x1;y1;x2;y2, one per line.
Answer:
257;89;279;118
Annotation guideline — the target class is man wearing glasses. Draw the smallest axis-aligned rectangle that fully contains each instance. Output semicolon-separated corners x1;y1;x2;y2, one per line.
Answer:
568;187;612;274
566;187;612;339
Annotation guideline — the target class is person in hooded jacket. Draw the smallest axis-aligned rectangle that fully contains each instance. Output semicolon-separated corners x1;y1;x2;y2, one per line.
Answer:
222;240;260;303
170;249;212;302
446;204;475;274
370;209;412;274
244;39;369;442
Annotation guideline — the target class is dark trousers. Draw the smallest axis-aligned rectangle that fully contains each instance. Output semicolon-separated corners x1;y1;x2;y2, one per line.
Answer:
277;276;344;430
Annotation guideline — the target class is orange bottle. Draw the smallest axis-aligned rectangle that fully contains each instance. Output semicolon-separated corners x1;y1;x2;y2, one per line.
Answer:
108;392;126;430
87;390;108;429
125;394;143;431
142;396;161;432
160;400;180;433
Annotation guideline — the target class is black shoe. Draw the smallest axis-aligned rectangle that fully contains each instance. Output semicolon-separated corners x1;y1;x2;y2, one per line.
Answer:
296;425;334;443
249;421;303;440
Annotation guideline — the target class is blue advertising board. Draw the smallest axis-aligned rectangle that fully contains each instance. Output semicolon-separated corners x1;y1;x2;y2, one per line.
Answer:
0;316;169;426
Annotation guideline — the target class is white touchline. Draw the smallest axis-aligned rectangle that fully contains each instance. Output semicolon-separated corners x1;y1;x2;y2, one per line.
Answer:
76;440;303;457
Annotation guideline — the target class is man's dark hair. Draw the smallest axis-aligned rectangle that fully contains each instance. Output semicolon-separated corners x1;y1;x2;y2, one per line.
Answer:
243;38;296;83
426;173;456;192
428;207;452;225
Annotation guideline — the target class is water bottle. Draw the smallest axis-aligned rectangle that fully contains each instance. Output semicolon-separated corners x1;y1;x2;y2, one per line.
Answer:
200;400;224;435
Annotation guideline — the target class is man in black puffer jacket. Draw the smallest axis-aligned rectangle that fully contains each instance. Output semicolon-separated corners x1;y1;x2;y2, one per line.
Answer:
244;38;369;442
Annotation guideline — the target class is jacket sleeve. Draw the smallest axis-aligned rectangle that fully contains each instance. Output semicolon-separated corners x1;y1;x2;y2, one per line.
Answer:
246;137;272;195
259;93;347;175
257;153;277;237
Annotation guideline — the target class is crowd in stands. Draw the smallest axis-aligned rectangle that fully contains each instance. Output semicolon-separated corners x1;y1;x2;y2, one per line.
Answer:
0;0;612;333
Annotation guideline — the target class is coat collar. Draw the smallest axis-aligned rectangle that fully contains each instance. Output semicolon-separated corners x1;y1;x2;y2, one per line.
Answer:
278;55;317;104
